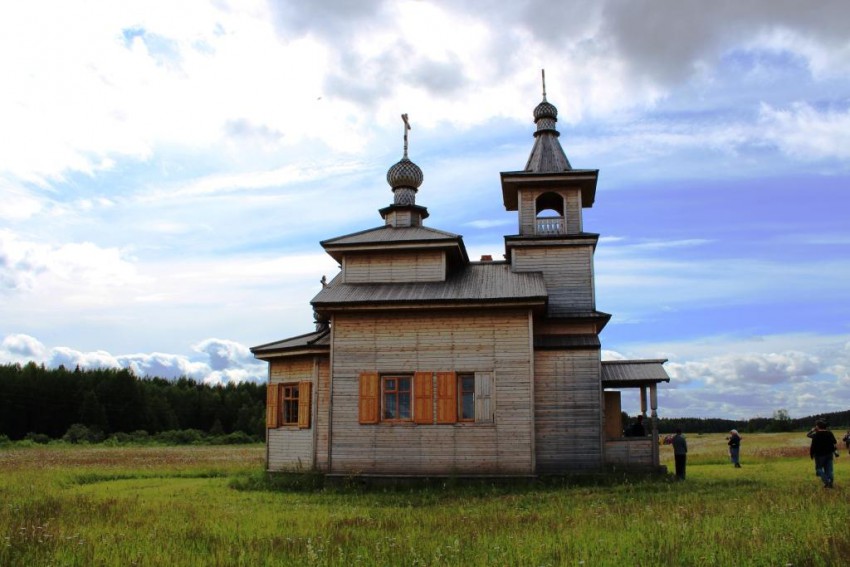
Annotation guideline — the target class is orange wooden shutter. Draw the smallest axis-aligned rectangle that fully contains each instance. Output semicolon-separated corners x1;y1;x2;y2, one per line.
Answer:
436;371;457;424
266;383;280;428
413;372;433;424
298;381;312;429
358;372;379;424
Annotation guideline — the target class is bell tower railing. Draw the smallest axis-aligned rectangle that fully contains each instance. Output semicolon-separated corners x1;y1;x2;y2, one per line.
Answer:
536;216;564;235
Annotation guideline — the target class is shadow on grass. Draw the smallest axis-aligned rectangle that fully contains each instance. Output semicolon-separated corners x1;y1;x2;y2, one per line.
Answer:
228;468;684;499
70;469;230;486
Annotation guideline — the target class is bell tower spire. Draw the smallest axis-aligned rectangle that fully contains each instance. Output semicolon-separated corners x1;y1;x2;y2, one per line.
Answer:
525;69;572;172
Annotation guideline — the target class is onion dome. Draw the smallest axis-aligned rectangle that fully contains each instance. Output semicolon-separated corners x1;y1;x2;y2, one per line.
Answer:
533;99;558;121
386;157;424;191
533;86;559;135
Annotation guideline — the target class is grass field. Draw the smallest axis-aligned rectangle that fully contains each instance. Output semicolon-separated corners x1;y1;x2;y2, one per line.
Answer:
1;433;848;566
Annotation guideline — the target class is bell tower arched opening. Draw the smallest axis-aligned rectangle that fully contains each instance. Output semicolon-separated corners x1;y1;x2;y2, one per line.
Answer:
535;191;565;235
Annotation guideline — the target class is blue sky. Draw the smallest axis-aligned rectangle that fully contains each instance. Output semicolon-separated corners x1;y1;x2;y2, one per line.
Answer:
1;0;849;420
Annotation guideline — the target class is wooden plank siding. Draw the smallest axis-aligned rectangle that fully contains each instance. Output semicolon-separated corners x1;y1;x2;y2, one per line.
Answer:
533;349;603;472
512;245;595;316
328;309;535;475
314;358;331;471
605;438;654;468
518;188;583;235
343;250;446;283
267;358;319;471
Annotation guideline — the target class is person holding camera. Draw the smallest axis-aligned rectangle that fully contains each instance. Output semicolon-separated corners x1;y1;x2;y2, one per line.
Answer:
808;420;838;489
727;429;742;468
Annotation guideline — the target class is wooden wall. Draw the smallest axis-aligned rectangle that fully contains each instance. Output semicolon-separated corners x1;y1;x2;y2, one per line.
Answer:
512;245;595;316
605;438;654;467
268;357;319;471
328;309;535;475
314;357;331;471
533;349;603;472
343;251;445;283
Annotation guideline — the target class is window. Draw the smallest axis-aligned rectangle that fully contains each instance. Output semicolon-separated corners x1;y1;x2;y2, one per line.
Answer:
458;374;475;421
282;384;299;425
266;381;312;429
359;371;494;425
382;375;412;420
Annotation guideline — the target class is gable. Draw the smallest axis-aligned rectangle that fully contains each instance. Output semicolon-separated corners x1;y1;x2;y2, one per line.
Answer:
343;250;446;284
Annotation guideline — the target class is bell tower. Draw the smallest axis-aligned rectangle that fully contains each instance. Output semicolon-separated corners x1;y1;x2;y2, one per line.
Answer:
501;72;608;329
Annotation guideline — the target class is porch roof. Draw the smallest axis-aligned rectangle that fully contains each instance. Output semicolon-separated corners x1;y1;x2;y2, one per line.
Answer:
250;328;330;359
601;359;670;387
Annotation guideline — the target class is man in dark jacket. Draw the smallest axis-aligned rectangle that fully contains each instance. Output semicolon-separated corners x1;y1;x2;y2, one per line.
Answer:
672;428;687;480
809;420;837;489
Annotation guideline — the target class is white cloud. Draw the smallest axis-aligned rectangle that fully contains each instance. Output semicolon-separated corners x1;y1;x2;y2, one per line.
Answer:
0;333;266;385
665;351;820;388
0;334;49;364
758;102;850;161
0;229;144;296
0;184;45;221
50;347;121;371
192;338;256;371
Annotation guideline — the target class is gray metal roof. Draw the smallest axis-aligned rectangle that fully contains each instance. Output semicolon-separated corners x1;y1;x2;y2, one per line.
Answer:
534;334;600;350
601;359;670;387
312;262;547;308
321;225;461;246
525;131;572;173
251;329;330;356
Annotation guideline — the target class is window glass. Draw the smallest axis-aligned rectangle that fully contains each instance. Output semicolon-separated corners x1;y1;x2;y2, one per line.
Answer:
282;384;300;424
459;375;475;421
383;376;411;420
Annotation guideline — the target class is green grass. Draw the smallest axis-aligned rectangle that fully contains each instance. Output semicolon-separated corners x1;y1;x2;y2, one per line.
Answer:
1;434;847;566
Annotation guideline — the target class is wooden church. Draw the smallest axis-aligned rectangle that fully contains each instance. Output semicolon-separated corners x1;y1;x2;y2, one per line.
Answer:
252;80;670;476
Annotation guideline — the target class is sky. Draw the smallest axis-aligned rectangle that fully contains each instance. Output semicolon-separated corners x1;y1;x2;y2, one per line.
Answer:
1;0;849;420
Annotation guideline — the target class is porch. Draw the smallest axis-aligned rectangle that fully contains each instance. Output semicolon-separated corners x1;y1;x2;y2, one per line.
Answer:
601;359;671;471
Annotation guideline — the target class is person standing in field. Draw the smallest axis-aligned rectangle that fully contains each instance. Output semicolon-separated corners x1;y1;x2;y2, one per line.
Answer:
808;420;837;489
672;428;688;480
843;430;850;456
727;429;742;468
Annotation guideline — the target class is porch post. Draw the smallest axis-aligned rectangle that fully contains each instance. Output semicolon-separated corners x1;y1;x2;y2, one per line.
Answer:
640;386;647;417
649;384;659;467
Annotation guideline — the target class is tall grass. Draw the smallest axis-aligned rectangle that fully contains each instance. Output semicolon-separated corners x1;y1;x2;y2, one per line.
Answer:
1;434;847;566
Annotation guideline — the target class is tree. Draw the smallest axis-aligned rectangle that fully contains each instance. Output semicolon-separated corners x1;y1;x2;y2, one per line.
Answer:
79;391;109;433
769;409;793;432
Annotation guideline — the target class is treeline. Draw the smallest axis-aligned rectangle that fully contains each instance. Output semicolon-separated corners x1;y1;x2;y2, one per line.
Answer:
655;410;850;435
0;362;266;442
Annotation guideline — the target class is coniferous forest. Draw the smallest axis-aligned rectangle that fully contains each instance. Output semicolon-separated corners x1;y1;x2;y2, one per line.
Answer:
2;361;847;444
0;362;266;442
